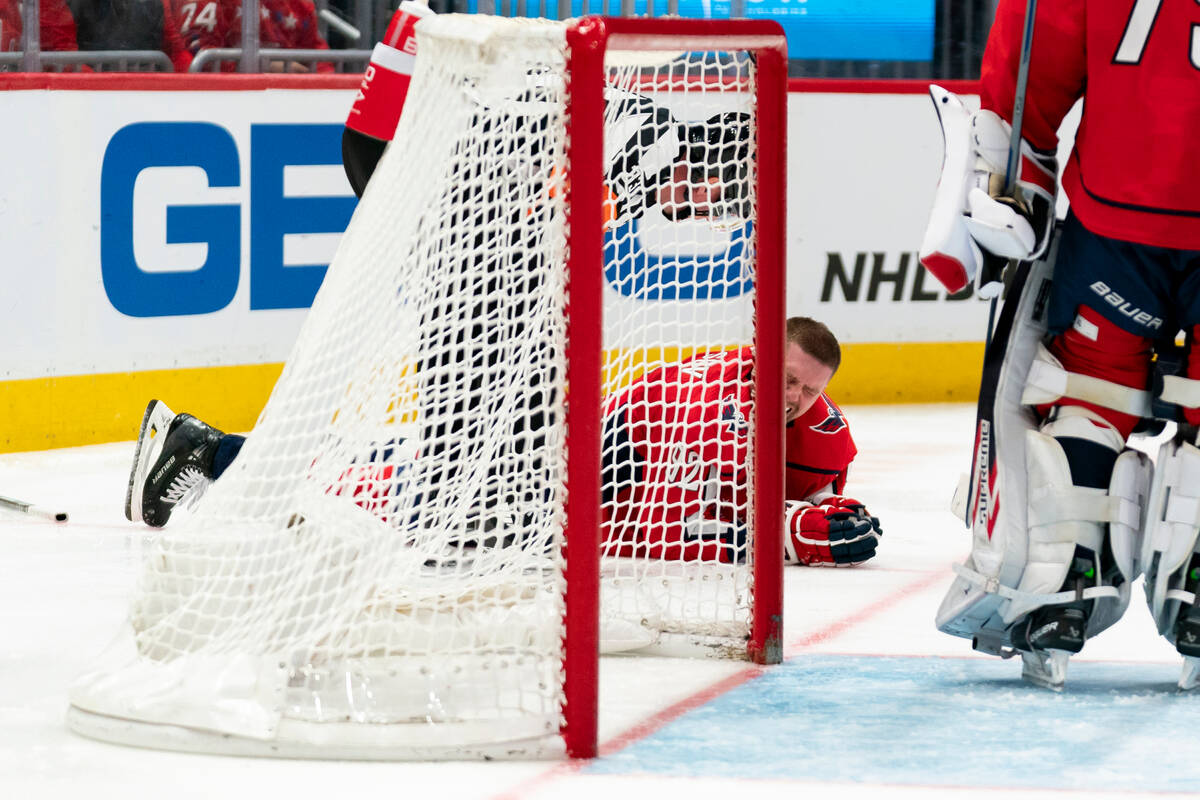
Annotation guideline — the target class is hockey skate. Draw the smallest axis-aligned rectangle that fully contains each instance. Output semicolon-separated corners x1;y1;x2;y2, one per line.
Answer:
125;400;225;527
1174;601;1200;690
1010;604;1088;690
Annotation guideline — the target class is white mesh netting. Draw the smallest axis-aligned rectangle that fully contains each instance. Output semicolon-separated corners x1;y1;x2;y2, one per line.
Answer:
597;47;759;658
69;14;766;759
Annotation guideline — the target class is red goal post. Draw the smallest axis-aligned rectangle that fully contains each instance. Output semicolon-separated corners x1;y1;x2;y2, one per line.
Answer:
562;16;789;756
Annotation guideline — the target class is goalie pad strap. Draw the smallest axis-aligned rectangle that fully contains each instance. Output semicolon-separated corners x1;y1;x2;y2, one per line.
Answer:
1160;443;1200;529
1166;492;1200;528
1022;343;1153;418
951;562;1121;606
1027;489;1140;530
1168;589;1198;605
1161;375;1200;411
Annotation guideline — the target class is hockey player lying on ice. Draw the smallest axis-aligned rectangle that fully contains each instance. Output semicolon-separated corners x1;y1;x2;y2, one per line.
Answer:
124;315;881;569
601;316;878;567
919;0;1200;688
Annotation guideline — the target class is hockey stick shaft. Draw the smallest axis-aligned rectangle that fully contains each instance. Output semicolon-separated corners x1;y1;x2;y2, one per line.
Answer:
968;0;1041;527
983;0;1039;346
0;494;69;523
1004;0;1039;197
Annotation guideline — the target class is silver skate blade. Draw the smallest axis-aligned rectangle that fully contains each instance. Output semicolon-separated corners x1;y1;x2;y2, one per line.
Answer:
124;399;176;523
1179;656;1200;691
1020;649;1070;691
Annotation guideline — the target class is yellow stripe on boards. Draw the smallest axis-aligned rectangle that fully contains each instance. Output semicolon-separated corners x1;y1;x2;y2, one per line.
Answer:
601;342;987;404
829;341;986;404
0;341;986;453
0;364;284;454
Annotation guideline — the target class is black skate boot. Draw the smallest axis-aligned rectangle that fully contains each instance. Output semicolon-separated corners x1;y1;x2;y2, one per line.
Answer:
1011;605;1089;654
125;400;225;527
1172;555;1200;657
1009;547;1099;689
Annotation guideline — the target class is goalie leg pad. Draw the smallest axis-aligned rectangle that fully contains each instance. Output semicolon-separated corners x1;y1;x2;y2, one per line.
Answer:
1003;412;1115;627
945;416;1149;667
1142;434;1200;643
937;244;1153;662
938;254;1055;644
1006;410;1147;637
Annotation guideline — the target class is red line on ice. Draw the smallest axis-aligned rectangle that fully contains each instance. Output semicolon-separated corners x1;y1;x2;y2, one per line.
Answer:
491;568;948;799
785;570;950;656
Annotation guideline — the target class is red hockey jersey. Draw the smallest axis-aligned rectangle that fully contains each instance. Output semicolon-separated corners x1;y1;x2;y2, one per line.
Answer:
601;348;858;562
982;0;1200;250
0;0;77;52
602;348;754;562
785;393;857;502
173;0;331;72
172;0;240;62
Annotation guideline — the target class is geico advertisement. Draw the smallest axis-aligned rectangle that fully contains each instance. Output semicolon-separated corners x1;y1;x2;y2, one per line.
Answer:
2;87;1068;382
0;89;357;381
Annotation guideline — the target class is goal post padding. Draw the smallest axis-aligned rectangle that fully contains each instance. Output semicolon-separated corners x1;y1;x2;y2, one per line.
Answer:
68;14;787;761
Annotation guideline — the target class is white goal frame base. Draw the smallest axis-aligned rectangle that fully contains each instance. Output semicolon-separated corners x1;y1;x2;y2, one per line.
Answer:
66;706;564;761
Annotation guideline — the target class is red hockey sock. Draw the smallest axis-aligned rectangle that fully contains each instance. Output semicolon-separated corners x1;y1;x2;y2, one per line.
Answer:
1042;305;1152;439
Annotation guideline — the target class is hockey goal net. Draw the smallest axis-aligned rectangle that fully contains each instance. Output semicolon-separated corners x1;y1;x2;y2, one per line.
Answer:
68;14;787;760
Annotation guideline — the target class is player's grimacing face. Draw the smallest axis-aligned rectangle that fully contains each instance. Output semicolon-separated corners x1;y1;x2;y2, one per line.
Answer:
658;162;724;220
784;342;834;423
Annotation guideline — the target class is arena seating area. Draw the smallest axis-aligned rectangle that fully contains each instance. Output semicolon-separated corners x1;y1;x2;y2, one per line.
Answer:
1;0;993;78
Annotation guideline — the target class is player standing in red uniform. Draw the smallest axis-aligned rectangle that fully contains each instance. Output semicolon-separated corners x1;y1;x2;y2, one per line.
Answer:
921;0;1200;687
601;316;879;567
1;0;78;53
172;0;236;56
173;0;332;72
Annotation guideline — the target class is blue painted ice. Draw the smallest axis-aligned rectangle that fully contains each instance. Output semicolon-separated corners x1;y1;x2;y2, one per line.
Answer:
592;654;1200;792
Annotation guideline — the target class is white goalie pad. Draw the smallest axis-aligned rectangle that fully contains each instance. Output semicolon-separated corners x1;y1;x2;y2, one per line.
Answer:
942;432;1149;651
1022;342;1153;420
936;245;1152;651
1142;436;1200;640
937;255;1053;647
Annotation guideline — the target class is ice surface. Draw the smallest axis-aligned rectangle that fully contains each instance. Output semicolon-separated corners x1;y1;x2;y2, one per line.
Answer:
1;404;1189;799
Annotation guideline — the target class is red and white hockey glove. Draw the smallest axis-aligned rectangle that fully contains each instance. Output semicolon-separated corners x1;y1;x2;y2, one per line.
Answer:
810;492;869;517
785;498;881;567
